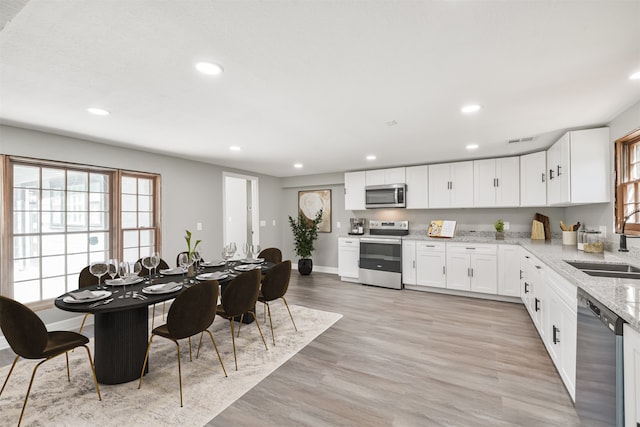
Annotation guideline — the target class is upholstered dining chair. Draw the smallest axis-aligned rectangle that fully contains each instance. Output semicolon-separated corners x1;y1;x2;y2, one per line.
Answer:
258;260;297;345
0;296;101;426
216;269;268;371
136;257;171;328
76;265;107;334
257;247;282;264
137;281;227;407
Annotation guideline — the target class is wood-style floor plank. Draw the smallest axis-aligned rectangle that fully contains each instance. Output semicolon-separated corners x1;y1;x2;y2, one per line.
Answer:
208;272;580;426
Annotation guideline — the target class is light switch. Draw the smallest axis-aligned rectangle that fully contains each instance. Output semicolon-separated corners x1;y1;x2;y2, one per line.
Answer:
196;222;203;231
503;221;510;230
337;221;341;228
272;220;276;226
260;220;266;227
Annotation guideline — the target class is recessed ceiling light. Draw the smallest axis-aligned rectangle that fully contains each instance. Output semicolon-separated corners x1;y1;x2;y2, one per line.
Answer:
195;62;223;75
466;144;479;150
630;71;640;80
294;163;303;169
87;107;110;116
461;104;481;113
229;146;241;151
366;155;377;161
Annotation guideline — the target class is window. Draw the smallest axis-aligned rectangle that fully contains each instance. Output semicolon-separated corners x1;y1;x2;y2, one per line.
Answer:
2;157;161;306
615;129;640;235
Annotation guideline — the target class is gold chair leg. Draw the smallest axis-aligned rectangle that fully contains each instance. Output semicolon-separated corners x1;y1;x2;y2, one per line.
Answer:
65;352;70;382
266;303;275;346
175;341;183;407
138;335;155;389
237;314;244;337
205;330;228;377
82;345;102;401
18;358;47;427
151;304;156;330
0;355;19;397
195;331;204;359
188;337;192;362
230;320;238;371
281;297;298;331
250;311;268;351
78;313;89;334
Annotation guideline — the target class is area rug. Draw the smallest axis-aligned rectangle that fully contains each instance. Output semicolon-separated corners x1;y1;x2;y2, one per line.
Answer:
0;304;341;427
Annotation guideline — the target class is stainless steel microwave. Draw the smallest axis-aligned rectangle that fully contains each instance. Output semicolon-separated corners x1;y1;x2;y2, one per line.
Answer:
365;184;406;208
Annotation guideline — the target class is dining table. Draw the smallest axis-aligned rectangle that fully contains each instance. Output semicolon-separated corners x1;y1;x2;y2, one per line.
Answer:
54;259;273;385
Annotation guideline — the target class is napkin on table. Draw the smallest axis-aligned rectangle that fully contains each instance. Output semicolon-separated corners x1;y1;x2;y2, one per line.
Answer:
69;290;97;300
155;282;181;292
199;271;225;280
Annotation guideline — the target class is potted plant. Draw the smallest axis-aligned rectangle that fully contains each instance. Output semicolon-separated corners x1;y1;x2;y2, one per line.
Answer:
494;219;505;240
184;229;201;277
288;209;323;275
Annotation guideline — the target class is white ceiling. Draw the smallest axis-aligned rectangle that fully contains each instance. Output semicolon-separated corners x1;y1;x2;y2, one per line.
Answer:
1;0;639;177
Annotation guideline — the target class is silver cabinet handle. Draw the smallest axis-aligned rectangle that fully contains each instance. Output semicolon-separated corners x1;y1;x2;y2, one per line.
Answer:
442;266;446;275
541;173;545;183
470;268;474;277
412;260;416;268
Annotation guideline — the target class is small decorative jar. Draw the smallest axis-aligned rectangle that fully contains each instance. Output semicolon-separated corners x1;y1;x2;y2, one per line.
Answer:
583;231;604;253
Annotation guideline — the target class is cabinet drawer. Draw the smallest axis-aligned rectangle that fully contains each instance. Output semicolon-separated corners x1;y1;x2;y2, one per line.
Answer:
416;241;446;252
339;238;360;248
447;243;497;255
546;267;577;309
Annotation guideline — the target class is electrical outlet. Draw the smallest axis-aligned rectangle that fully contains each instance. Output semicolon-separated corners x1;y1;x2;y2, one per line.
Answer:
599;225;607;237
337;221;341;228
196;222;202;231
260;220;266;227
503;221;510;230
272;220;276;226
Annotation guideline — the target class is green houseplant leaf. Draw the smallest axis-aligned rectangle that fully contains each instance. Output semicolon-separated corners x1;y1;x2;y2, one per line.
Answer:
288;209;323;259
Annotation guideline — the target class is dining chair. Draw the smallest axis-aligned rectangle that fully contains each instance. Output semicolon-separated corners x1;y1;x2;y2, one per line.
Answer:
216;269;268;370
137;281;227;407
76;265;107;334
257;247;282;264
0;296;101;426
258;260;297;345
136;257;171;327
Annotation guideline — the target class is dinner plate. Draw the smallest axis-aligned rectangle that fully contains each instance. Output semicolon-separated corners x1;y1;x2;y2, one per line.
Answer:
63;290;112;304
196;272;228;281
200;260;225;267
142;283;183;294
234;264;261;272
105;277;143;286
239;258;264;264
159;268;185;276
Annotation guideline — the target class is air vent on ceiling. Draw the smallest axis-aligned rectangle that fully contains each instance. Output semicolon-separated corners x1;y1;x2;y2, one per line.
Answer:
508;136;535;144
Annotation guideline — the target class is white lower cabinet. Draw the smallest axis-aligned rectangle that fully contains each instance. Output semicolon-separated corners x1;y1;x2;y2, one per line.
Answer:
338;237;360;281
497;245;521;296
446;243;497;294
521;250;546;340
402;240;417;285
545;268;577;401
625;324;640;427
416;241;446;288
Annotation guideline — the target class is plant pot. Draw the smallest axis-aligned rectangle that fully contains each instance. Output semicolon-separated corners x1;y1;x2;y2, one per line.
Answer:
495;231;505;240
298;258;313;275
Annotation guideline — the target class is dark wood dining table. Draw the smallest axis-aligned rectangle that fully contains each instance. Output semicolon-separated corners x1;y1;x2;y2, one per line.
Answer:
55;260;273;385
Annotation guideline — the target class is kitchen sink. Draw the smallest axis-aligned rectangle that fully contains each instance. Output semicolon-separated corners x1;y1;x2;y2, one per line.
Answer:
565;261;640;279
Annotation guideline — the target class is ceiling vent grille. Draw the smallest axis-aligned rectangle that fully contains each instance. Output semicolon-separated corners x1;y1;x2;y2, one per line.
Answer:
508;136;535;144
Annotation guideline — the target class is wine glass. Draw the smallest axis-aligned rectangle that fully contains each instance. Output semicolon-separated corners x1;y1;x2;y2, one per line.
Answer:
192;251;202;272
151;252;161;278
251;244;261;260
132;261;142;277
89;262;108;290
178;252;190;284
243;242;251;259
142;256;155;283
118;261;129;298
221;245;233;273
107;258;119;282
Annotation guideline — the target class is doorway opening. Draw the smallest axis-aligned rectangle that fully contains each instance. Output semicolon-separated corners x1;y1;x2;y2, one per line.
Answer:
223;172;259;257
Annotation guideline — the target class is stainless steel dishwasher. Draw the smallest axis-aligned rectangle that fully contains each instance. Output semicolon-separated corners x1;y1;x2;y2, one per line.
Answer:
575;288;625;427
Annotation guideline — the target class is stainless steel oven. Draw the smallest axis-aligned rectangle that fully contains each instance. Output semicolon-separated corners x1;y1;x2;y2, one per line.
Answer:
358;220;408;289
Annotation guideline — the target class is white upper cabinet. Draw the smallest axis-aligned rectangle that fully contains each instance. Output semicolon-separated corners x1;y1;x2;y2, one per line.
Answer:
473;157;520;207
429;161;474;208
520;151;547;206
365;167;406;186
344;171;366;210
546;127;610;206
405;165;429;209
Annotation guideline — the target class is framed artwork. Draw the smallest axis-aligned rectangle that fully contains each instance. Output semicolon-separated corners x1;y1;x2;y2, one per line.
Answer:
298;189;332;233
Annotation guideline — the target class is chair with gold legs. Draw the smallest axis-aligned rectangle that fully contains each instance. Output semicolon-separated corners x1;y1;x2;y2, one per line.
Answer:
136;257;170;329
76;265;107;334
258;260;297;345
138;280;227;407
215;269;268;371
257;247;282;264
0;296;101;427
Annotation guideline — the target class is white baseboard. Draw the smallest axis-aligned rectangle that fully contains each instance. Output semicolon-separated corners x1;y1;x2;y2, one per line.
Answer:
0;313;94;351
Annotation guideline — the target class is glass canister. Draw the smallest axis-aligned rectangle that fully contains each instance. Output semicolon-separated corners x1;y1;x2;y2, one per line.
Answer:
583;231;604;253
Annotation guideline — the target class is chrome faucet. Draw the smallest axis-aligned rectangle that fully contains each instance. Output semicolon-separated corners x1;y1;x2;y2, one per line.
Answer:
619;208;640;252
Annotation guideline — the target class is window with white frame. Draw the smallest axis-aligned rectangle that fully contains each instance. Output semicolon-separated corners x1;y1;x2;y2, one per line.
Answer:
121;173;159;262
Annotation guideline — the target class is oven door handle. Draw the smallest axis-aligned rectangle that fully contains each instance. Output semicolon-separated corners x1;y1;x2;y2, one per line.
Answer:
360;237;402;245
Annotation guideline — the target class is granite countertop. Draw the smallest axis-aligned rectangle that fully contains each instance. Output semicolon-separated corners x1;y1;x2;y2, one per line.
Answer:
403;231;640;332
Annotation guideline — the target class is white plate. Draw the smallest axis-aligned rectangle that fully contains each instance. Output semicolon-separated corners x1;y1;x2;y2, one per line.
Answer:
200;260;225;267
196;272;228;281
240;258;264;264
105;277;143;286
160;268;185;276
234;264;261;272
63;290;112;304
142;283;183;294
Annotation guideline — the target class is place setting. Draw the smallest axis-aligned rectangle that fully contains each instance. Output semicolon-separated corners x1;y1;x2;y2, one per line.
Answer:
142;282;183;295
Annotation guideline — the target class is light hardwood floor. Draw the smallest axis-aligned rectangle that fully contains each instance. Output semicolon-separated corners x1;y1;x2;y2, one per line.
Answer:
208;272;580;426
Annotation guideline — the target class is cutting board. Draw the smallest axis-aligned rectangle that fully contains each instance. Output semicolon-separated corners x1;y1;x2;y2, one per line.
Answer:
531;220;545;240
535;213;551;241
